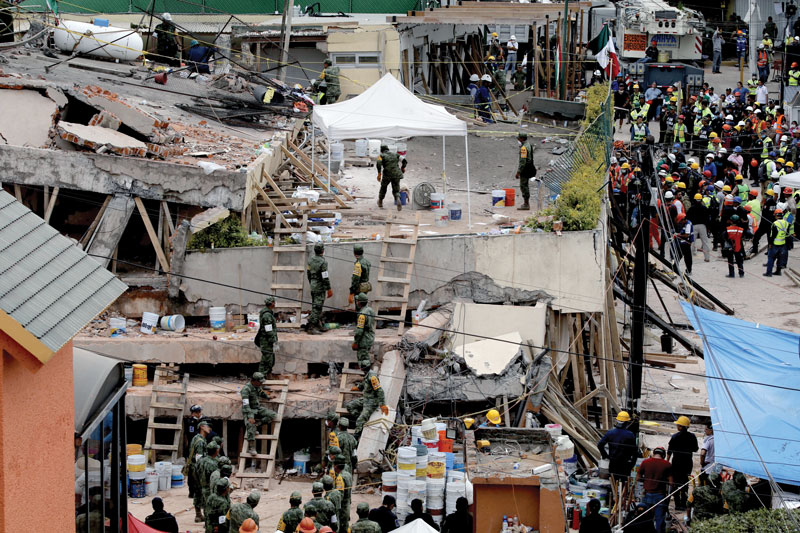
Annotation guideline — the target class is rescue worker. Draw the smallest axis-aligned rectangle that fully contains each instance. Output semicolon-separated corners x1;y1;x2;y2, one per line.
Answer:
325;411;340;449
208;456;232;498
229;491;260;533
241;372;277;456
765;208;790;276
317;59;341;104
475;74;494;123
376;145;407;210
186;39;215;74
673;114;687;146
636;447;673;533
320;445;342;477
352;293;376;370
196;441;221;509
187;420;212;522
306;481;336;529
254;295;278;376
515;132;536;210
630;115;650;144
334;417;358;473
726;214;746;276
154;13;181;66
277;491;305;533
596;411;638;484
333;455;353;532
306;242;332;334
721;471;755;513
185;404;206;455
687;473;724;523
511;64;526;91
349;244;371;305
757;44;769;82
323;474;343;532
346;365;389;437
667;416;698;510
204;477;232;533
351;502;382;533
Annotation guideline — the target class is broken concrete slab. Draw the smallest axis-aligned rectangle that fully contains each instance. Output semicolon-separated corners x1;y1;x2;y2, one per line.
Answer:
190;206;231;234
449;302;547;355
0;89;57;148
58;121;147;157
406;360;526;402
46;87;68;108
460;331;523;376
74;86;169;141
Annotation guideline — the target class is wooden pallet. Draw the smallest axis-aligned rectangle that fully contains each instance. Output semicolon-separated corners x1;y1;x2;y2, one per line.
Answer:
334;367;365;416
236;379;289;490
372;213;420;335
143;365;189;465
271;214;308;328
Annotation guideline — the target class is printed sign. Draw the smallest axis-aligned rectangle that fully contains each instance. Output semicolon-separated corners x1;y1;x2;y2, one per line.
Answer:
653;34;679;48
624;33;648;52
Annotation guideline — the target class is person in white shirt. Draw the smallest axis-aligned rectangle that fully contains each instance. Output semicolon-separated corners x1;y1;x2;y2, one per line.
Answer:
699;422;721;484
505;36;519;72
756;80;769;104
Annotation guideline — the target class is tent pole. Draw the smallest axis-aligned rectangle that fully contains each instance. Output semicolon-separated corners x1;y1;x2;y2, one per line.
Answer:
312;128;315;176
442;136;446;196
327;136;331;191
465;135;471;229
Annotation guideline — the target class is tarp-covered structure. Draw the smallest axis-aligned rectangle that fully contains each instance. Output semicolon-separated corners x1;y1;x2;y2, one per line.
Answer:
312;73;473;224
681;303;800;485
778;171;800;190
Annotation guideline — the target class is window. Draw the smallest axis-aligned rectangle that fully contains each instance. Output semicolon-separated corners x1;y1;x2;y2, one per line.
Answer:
332;52;382;68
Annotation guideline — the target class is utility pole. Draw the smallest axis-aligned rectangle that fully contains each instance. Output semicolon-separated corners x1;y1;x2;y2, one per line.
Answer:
278;0;295;83
560;0;569;99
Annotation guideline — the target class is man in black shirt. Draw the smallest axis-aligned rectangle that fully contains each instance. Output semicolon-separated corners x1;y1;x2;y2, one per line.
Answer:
668;416;699;510
441;497;473;533
145;497;179;533
580;498;611;533
369;495;399;532
404;499;439;530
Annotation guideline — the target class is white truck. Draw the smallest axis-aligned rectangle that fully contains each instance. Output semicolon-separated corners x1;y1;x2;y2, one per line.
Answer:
584;0;706;63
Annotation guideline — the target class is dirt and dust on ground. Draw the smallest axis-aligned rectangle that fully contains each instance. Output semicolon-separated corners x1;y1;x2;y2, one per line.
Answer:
128;478;383;532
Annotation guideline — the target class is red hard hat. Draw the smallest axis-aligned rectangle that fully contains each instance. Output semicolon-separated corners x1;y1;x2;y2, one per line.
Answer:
652;39;657;44
785;187;794;194
660;164;669;170
749;189;759;196
703;170;712;177
678;114;685;119
751;159;759;167
793;62;799;68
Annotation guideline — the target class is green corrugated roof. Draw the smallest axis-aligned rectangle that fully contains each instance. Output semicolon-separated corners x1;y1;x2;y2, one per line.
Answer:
0;190;128;353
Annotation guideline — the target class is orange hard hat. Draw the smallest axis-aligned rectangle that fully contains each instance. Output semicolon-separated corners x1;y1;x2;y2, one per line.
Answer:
298;518;317;533
751;158;759;167
676;212;687;222
794;62;799;68
712;138;721;143
722;124;731;130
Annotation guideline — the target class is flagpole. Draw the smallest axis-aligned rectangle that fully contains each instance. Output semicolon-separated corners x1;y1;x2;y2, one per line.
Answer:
560;0;569;99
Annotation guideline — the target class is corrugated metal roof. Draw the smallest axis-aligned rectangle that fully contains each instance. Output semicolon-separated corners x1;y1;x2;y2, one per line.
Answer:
0;190;128;354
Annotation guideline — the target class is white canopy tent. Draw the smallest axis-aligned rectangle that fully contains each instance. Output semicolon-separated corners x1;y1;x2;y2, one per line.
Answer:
779;171;800;189
312;73;472;225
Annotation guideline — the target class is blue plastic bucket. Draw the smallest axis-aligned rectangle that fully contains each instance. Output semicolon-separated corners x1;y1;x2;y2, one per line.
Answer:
448;203;462;221
129;479;146;498
171;474;184;488
400;191;408;206
293;452;310;474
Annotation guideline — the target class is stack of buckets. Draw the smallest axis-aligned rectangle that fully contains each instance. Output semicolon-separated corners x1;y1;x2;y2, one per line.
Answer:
155;461;173;491
445;471;467;519
126;448;147;498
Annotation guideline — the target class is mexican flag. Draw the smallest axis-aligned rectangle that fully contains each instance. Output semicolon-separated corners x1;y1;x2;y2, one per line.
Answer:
588;24;620;78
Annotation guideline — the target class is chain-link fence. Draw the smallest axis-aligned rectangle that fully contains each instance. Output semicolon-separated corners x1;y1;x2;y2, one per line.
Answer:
540;89;613;196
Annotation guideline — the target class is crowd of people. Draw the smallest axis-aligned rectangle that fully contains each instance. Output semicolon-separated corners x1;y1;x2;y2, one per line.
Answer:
609;73;798;278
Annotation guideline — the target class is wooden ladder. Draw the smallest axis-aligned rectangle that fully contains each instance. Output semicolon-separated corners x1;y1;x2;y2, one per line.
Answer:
271;214;308;328
143;365;189;464
372;213;420;335
236;379;289;490
335;367;365;417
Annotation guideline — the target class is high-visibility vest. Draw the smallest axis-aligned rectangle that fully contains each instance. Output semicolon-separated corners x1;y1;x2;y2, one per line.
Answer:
748;213;758;233
747;199;762;223
693;121;703;135
673;123;686;143
749;84;758;96
791;71;800;86
774;218;790;245
762;139;773;158
632;124;647;141
702;196;711;207
758;50;768;67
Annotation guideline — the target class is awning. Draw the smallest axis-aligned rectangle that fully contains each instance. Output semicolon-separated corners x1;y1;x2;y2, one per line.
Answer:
74;347;124;434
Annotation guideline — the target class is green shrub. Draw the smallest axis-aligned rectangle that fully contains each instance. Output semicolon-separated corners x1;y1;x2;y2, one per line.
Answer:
582;83;610;127
187;215;266;250
691;508;800;533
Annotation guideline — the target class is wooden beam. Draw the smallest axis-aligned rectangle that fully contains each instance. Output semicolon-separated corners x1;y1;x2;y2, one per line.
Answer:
80;195;112;249
13;184;22;202
161;201;175;236
44;187;59;224
262;168;288;199
134;196;170;272
254;182;291;228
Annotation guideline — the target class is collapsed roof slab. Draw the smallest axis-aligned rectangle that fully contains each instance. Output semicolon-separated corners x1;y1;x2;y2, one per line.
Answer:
0;144;246;210
73;327;398;373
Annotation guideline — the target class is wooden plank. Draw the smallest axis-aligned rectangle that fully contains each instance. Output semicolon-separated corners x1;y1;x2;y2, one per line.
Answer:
13;184;22;202
134;197;170;271
161;201;175;235
254;183;291;228
44;186;59;224
287;140;353;204
80;195;112;248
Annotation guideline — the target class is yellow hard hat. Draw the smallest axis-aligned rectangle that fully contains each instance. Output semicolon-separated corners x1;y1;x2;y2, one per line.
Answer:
665;176;674;183
788;161;795;168
621;162;631;170
670;97;677;102
616;411;631;422
486;409;502;425
722;185;732;192
694;193;703;200
634;167;642;172
488;55;496;61
492;32;498;37
691;162;699;169
477;439;491;450
463;417;475;429
677;182;686;189
767;189;776;195
778;158;786;164
676;415;691;427
709;132;718;138
735;174;743;181
633;84;640;89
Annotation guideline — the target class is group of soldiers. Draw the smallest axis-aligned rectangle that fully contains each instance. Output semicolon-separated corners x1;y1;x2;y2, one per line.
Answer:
185;420;261;531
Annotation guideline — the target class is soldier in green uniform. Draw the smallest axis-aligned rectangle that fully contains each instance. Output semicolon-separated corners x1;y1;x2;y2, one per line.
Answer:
318;59;341;104
722;471;754;513
306;242;332;334
241;372;277;456
511;64;526;91
254;295;278;376
325;410;340;449
229;491;260;533
515;132;536;211
376;145;408;210
205;477;232;533
335;417;358;473
323;474;343;532
349;245;371;305
196;441;221;507
346;366;389;437
352;293;376;370
333;455;353;532
306;481;336;528
277;491;305;532
688;473;723;523
351;502;381;533
320;445;342;477
187;420;212;522
208;457;232;498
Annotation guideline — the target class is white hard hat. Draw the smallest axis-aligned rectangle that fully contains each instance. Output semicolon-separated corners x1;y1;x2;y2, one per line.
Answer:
725;194;734;201
719;147;727;154
470;74;479;82
668;153;676;162
715;180;724;188
481;74;492;82
163;12;172;20
610;156;618;164
510;35;517;41
594;70;601;76
782;135;789;141
706;153;715;160
665;191;674;199
658;170;668;177
758;43;765;49
725;114;733;121
746;106;753;111
737;121;746;127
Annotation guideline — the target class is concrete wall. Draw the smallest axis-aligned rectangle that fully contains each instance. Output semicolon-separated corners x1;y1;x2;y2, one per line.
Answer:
0;335;75;533
180;228;607;316
323;24;402;98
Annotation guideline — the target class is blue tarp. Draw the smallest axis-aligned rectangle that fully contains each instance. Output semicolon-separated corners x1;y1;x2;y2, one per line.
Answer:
681;302;800;485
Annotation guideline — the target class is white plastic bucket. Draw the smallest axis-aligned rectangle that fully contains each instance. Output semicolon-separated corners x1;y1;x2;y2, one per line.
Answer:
171;465;183;476
382;471;398;492
127;454;146;472
396;142;407;156
293;452;311;474
128;469;146;480
355;139;368;157
158;476;170;491
123;365;133;382
429;193;444;210
447;471;465;482
421;438;439;450
110;317;126;337
140;312;158;335
209;307;226;331
145;469;158;496
154;461;172;477
544;423;562;438
330;142;345;161
397;446;417;474
492;189;506;207
411;426;423;446
556;435;575;460
416;455;428;479
159;314;185;332
247;314;260;331
368;139;381;158
421;418;438;439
